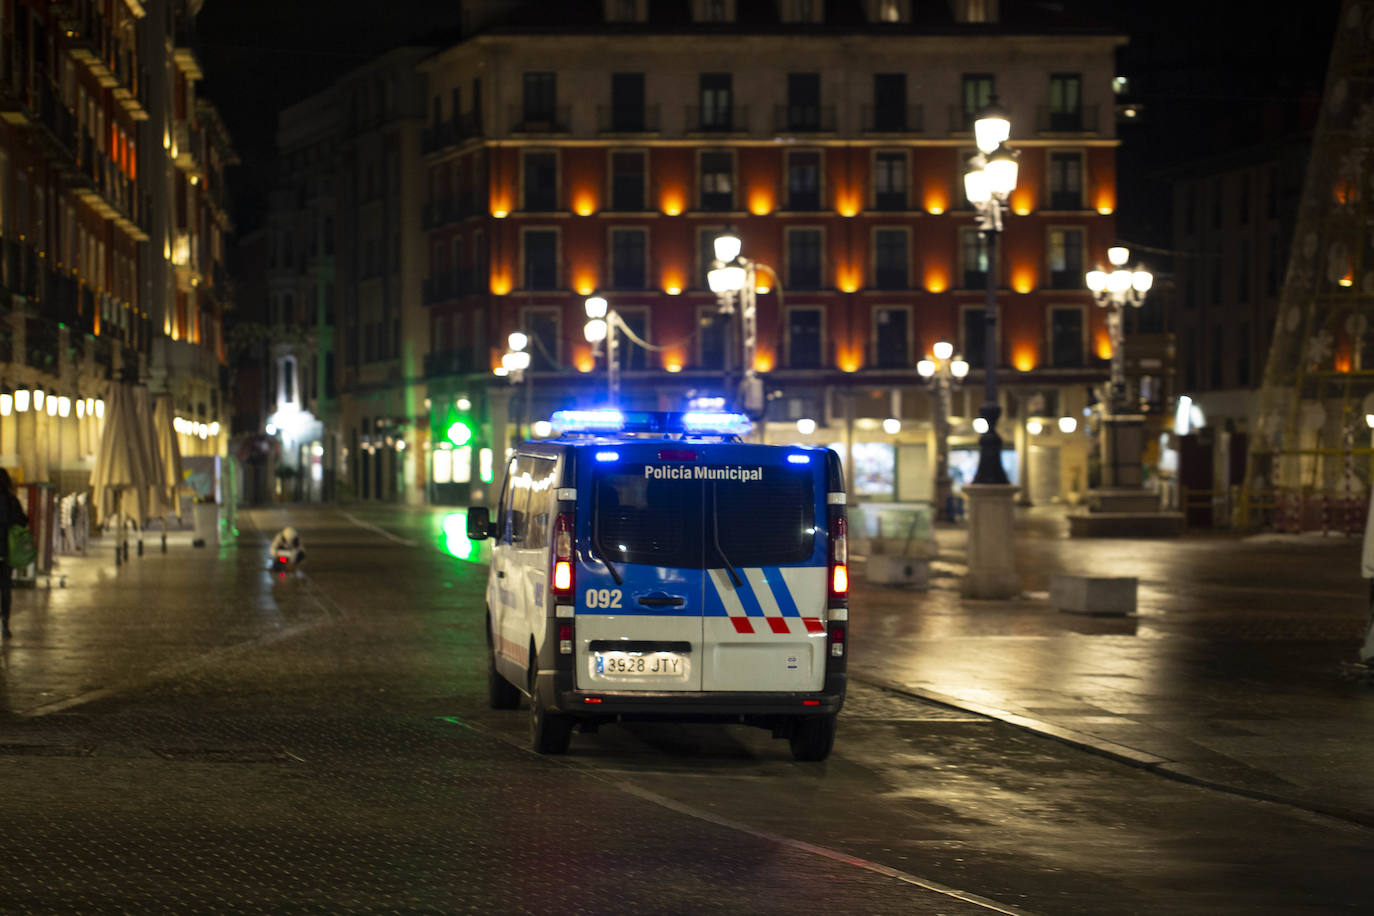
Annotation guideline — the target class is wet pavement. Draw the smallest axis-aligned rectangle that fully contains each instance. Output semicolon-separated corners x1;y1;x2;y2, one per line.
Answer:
0;504;1370;913
848;508;1374;828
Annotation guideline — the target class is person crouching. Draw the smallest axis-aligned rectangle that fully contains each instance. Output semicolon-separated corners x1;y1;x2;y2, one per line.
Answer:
269;526;306;572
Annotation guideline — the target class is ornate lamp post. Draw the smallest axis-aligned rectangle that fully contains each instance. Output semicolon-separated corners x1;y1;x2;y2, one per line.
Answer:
582;296;621;402
962;100;1019;485
917;341;969;521
707;232;768;417
959;100;1021;598
1085;246;1153;490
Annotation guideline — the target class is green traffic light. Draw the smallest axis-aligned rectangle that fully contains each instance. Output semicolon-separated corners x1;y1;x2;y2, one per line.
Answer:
447;420;473;447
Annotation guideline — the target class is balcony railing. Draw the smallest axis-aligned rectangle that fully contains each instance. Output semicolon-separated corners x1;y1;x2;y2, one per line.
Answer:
685;104;749;133
861;104;924;133
596;104;661;133
425;349;476;378
421;112;482;153
509;104;570;134
774;104;836;133
1035;104;1100;134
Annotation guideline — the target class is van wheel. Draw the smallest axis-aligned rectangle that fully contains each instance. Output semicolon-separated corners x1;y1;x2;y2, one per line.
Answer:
529;655;573;754
789;714;837;762
487;620;521;710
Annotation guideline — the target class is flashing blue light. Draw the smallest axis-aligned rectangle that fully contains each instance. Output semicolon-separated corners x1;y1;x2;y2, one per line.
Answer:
787;454;810;464
551;408;626;433
680;411;752;436
595;450;620;462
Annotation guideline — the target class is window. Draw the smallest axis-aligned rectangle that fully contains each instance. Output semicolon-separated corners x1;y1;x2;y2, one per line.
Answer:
1237;243;1250;302
962;308;987;369
787;228;823;290
522;229;558;290
610;72;645;131
700;151;733;210
787;151;821;210
1048;74;1082;131
872;74;907;131
617;310;649;370
954;0;997;22
1210;326;1224;389
1048;152;1082;210
524;308;560;370
962;74;994;129
961;228;989;289
874;307;909;368
787;73;821;130
1237;322;1251;387
610;228;647;289
699;73;732;130
698;305;729;368
697;0;730;21
873;229;908;289
1047;227;1084;289
522;151;557;211
787;308;823;368
1050;307;1084;368
610;151;646;211
874;152;907;210
521;72;557;125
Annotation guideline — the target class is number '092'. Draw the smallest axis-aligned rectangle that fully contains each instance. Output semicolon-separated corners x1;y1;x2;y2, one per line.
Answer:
584;588;622;609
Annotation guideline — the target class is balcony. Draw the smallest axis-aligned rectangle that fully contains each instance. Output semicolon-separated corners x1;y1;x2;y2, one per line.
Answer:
421;113;481;153
861;104;924;133
173;23;204;80
685;104;748;134
773;104;836;134
1035;105;1101;135
172;121;199;173
509;104;570;134
111;51;148;121
425;349;476;378
597;104;660;134
64;10;117;88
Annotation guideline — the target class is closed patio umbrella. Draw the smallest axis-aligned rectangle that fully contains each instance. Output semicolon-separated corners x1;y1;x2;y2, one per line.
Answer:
89;382;165;563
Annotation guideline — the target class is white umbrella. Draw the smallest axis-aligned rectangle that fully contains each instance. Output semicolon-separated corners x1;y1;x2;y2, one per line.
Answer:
153;394;183;520
89;382;164;562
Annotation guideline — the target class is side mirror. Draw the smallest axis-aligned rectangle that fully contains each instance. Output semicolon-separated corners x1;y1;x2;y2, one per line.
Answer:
467;506;492;540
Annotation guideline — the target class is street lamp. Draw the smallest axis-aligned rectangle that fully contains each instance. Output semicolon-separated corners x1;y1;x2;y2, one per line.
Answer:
583;295;622;402
963;100;1019;485
1085;246;1153;413
917;340;970;521
708;232;773;417
1085;246;1153;491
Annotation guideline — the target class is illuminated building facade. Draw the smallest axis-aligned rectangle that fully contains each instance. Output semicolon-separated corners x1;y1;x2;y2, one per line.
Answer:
0;0;232;494
418;0;1124;505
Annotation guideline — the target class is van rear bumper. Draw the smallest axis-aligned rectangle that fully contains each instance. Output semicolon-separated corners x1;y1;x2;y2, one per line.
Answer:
540;671;846;718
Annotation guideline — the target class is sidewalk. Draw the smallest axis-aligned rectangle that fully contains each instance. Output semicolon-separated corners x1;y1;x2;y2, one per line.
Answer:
0;522;331;717
848;507;1374;827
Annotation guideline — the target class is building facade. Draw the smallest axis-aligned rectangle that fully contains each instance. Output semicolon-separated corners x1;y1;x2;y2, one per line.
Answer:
416;0;1125;508
0;0;231;500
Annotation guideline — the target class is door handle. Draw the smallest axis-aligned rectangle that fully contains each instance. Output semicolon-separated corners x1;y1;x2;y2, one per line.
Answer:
637;594;686;608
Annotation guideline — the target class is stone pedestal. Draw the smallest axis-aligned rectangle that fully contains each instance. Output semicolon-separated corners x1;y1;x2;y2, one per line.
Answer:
1101;414;1146;488
962;483;1020;599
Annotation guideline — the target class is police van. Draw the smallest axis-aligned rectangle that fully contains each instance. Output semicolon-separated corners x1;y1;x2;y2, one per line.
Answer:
466;408;848;761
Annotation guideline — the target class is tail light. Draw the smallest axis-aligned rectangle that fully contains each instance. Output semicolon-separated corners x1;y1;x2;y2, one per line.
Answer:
552;511;574;600
828;514;848;598
829;624;845;658
558;622;573;655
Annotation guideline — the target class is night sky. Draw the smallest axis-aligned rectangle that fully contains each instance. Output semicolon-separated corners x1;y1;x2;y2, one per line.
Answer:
195;0;1345;246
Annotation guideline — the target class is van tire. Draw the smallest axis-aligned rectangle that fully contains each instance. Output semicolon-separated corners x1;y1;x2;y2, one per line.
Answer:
529;653;573;754
789;714;837;762
487;618;521;710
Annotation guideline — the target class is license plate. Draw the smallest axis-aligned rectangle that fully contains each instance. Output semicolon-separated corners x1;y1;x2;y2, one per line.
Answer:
593;652;688;677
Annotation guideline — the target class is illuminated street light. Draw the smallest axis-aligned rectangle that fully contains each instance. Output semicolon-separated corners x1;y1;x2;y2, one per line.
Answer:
919;341;968;522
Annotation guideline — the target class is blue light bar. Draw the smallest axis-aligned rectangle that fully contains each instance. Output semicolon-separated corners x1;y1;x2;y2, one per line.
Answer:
787;454;810;464
680;411;752;436
551;408;625;433
595;450;620;462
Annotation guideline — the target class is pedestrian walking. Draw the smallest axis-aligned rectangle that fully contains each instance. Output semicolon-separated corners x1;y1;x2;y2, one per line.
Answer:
0;468;28;638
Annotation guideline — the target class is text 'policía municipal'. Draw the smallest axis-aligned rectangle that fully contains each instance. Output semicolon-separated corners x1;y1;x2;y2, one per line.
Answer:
644;465;765;481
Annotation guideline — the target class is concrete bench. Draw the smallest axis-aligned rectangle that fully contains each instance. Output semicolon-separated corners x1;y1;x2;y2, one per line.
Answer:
1049;573;1137;616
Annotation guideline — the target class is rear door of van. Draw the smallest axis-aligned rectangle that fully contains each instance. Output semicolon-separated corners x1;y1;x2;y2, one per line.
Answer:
574;447;706;692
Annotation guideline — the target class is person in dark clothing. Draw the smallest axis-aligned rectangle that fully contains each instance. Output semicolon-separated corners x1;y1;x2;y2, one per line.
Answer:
0;468;28;638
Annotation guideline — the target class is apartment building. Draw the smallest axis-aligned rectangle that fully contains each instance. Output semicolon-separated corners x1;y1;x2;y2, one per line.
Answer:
0;0;232;497
415;0;1124;506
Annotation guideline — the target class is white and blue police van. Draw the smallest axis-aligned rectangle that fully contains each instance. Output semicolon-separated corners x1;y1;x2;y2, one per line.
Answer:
466;408;849;760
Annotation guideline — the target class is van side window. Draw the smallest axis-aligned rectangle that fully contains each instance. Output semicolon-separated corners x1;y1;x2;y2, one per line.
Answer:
498;458;519;543
507;456;537;543
523;456;557;550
